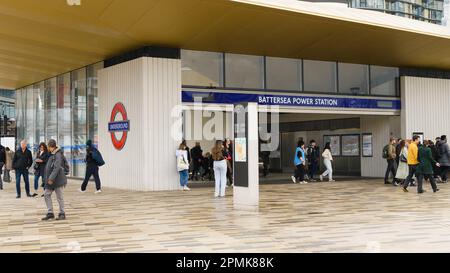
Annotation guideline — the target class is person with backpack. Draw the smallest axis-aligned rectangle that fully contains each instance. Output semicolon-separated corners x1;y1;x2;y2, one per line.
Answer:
176;142;190;191
438;135;450;183
80;140;104;194
415;140;440;194
42;139;68;221
0;143;5;190
291;140;307;184
32;142;50;197
306;140;320;182
383;137;399;185
403;135;421;192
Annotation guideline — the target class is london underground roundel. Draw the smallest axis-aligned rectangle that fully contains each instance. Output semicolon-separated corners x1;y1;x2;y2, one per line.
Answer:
108;103;130;151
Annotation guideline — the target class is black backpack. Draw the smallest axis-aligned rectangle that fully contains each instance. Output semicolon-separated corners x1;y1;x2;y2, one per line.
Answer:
382;145;390;159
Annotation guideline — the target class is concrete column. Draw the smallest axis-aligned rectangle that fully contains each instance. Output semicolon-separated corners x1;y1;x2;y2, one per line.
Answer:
233;102;259;210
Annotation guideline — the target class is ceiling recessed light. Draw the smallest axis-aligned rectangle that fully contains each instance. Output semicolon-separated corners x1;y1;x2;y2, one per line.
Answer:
66;0;81;6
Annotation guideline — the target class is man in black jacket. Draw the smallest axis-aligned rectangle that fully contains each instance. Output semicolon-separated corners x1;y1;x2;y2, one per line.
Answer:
80;140;102;194
12;140;33;198
0;144;5;190
190;142;203;181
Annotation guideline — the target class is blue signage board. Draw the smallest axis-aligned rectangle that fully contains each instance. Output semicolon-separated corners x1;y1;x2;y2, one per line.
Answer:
108;121;130;132
182;91;401;110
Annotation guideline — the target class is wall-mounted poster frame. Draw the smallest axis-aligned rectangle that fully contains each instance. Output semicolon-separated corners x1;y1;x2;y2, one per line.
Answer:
323;135;341;156
412;132;424;145
341;134;360;157
362;133;373;157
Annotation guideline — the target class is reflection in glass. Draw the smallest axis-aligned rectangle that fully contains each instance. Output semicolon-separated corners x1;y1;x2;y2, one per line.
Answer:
338;63;369;95
71;68;87;177
57;73;72;175
266;57;302;91
303;60;337;93
45;78;57;141
225;53;264;89
370;65;399;96
181;50;223;87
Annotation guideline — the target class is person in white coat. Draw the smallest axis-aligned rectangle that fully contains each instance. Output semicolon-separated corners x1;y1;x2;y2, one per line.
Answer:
320;142;335;182
395;140;409;186
176;142;190;191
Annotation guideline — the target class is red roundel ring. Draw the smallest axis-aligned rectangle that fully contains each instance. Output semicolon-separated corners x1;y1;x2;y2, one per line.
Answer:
109;102;128;150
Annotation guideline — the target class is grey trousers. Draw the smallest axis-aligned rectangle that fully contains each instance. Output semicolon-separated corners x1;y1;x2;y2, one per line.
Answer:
44;187;65;215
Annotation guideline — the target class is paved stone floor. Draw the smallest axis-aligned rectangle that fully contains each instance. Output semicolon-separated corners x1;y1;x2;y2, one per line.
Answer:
1;178;450;253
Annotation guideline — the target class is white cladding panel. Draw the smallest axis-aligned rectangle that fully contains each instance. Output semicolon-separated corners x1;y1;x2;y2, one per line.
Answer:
402;77;450;140
98;57;181;191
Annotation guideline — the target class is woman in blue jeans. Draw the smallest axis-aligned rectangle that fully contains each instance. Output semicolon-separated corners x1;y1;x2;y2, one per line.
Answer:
33;142;49;197
176;142;190;191
212;140;227;198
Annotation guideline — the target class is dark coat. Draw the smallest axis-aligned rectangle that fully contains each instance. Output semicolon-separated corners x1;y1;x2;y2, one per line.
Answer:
190;146;203;161
34;151;50;176
416;146;437;175
44;148;67;190
438;141;450;167
86;146;97;168
12;148;33;171
0;145;6;164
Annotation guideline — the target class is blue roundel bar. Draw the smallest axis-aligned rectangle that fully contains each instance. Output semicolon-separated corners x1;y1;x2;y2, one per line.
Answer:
108;121;130;132
182;91;401;110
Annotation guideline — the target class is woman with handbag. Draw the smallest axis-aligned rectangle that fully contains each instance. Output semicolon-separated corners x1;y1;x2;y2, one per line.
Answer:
33;142;50;197
395;140;409;185
176;142;190;191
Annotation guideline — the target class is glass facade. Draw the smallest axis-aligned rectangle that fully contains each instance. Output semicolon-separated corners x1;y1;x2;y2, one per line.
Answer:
266;57;302;91
225;53;264;89
181;50;224;87
15;62;103;177
303;60;337;93
370;65;400;96
338;62;369;95
181;49;399;97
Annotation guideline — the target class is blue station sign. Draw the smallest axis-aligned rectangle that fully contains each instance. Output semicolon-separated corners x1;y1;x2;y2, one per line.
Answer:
182;91;401;110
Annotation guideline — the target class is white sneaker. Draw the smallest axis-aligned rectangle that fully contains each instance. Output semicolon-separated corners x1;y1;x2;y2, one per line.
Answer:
79;189;86;193
94;190;102;194
319;175;323;182
291;176;297;183
329;180;335;182
183;186;191;191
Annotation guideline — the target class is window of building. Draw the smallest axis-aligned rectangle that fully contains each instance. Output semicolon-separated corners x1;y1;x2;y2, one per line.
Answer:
45;77;57;141
87;62;102;146
57;72;72;169
71;68;87;177
370;65;399;96
338;63;369;95
181;50;223;87
34;81;45;146
303;60;337;93
26;85;36;152
266;57;302;91
225;53;264;89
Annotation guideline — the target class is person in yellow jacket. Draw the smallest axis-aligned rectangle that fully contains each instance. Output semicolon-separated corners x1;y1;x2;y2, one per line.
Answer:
403;135;420;192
